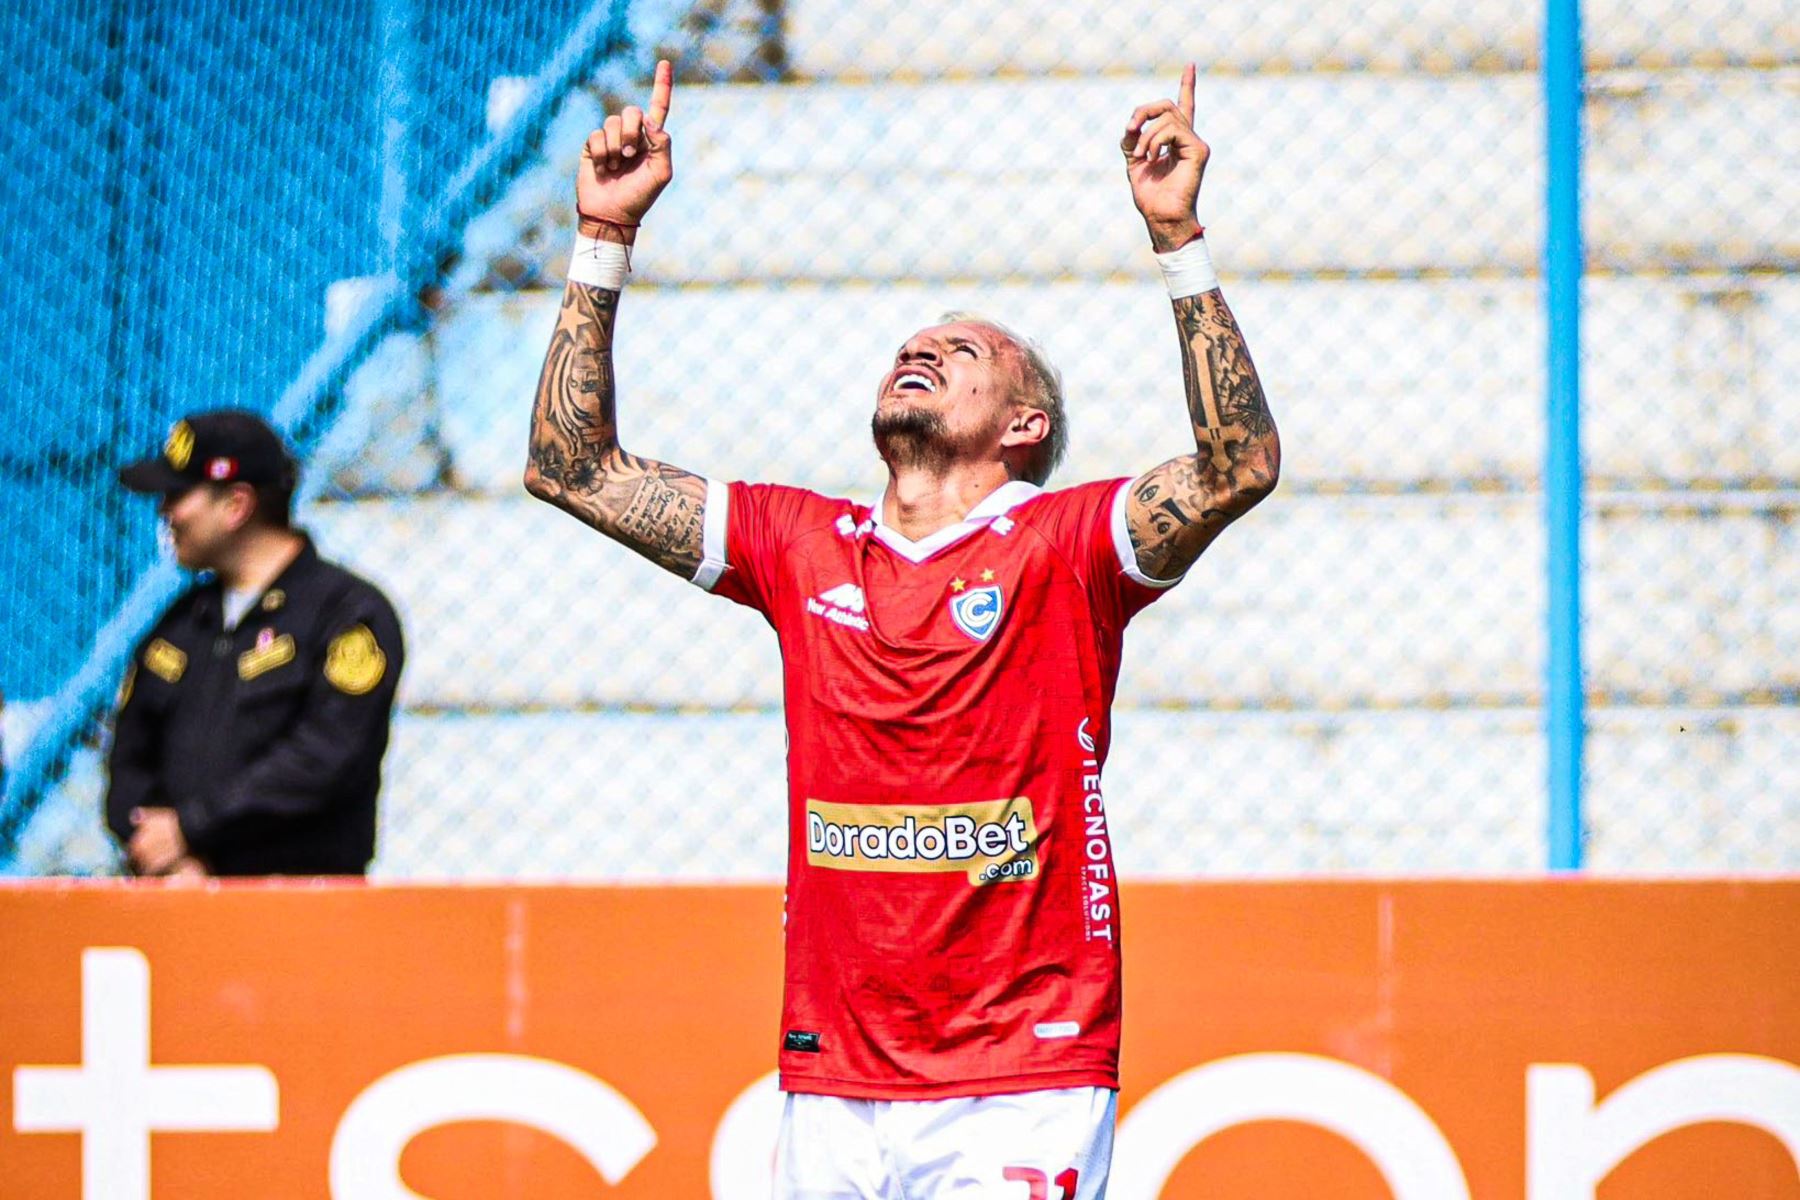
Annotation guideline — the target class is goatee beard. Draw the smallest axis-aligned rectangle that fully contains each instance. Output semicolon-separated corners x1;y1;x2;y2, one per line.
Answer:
872;405;956;474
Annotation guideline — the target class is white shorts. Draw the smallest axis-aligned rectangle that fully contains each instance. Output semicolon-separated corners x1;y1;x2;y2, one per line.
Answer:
774;1085;1115;1199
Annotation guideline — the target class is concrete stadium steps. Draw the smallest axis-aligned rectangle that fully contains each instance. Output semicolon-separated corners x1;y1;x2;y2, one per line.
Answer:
424;275;1800;497
264;40;1797;883
783;0;1799;76
303;491;1799;713
369;705;1800;879
486;71;1795;280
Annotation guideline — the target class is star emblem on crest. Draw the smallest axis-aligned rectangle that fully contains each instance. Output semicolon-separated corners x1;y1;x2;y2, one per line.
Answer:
950;578;966;593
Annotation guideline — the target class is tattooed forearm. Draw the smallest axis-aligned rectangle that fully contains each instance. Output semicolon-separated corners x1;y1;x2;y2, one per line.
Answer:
1174;291;1276;477
1126;288;1280;580
524;280;708;578
529;281;619;492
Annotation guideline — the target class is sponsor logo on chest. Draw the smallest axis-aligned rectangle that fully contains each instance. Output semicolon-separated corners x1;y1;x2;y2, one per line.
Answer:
806;797;1039;885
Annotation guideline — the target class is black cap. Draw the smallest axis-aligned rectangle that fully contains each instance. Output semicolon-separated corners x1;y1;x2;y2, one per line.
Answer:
120;410;297;495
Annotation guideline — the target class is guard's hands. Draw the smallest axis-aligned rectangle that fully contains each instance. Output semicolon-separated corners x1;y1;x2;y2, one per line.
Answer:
1122;64;1209;250
128;806;187;876
163;856;210;886
577;59;675;238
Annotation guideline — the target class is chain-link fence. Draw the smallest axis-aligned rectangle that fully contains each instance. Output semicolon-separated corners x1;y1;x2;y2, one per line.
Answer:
1;0;1793;877
1576;46;1798;868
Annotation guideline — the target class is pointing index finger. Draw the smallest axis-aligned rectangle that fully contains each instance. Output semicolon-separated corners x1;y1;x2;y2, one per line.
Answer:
647;58;674;130
1179;62;1195;123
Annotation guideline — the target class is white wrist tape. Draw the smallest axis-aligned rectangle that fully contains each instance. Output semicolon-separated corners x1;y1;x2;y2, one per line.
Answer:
567;235;629;290
1154;237;1219;299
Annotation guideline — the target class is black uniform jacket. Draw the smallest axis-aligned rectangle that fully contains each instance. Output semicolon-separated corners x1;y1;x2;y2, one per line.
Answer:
105;536;404;875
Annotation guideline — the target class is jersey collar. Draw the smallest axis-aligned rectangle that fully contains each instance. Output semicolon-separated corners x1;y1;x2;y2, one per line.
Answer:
866;480;1041;564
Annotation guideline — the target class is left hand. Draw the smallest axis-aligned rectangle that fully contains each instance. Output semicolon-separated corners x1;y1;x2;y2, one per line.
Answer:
1122;63;1209;249
577;59;676;236
128;807;187;876
163;856;210;886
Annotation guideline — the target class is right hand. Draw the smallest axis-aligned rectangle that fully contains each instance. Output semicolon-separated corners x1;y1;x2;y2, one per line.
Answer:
128;806;186;876
1122;64;1208;250
577;59;675;236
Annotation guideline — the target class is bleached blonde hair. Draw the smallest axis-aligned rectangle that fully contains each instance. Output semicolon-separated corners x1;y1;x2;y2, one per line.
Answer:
940;311;1068;485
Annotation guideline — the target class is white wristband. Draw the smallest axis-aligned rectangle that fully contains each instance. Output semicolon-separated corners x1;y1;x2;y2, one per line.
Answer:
1154;236;1219;299
567;235;629;290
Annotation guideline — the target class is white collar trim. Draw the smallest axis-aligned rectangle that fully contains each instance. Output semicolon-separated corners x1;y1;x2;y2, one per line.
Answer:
867;480;1041;564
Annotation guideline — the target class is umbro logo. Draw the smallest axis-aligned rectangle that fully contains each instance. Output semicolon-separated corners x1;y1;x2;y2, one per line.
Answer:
806;582;870;632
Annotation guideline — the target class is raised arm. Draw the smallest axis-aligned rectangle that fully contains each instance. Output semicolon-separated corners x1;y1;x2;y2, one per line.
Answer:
1120;65;1280;583
523;60;710;579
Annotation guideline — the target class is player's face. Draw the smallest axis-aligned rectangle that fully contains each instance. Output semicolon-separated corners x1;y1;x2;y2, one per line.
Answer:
158;483;243;571
873;322;1026;469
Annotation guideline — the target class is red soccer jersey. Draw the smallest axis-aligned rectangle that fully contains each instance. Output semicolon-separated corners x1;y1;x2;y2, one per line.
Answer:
694;476;1177;1099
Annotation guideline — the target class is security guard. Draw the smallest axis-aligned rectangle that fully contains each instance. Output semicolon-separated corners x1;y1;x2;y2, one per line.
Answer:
106;410;404;876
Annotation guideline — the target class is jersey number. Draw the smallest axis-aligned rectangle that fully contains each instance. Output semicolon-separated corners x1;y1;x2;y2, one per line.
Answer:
1003;1165;1080;1199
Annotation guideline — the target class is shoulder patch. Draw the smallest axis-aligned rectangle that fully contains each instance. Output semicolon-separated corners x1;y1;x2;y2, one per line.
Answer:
324;624;387;695
143;638;187;684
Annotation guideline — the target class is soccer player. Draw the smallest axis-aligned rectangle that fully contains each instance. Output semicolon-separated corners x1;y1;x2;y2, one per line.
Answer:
526;60;1277;1198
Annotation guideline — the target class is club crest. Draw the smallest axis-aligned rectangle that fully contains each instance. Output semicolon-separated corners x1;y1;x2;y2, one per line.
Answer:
949;584;1004;642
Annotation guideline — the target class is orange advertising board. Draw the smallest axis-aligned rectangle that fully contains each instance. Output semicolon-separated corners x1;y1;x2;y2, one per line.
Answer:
1;880;1795;1199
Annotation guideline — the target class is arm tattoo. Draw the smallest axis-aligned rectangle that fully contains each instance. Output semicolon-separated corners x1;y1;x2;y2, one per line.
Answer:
1128;289;1280;581
525;281;708;578
533;282;618;487
1176;294;1277;467
613;453;706;571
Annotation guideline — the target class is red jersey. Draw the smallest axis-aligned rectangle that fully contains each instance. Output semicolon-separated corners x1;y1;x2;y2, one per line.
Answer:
694;476;1177;1099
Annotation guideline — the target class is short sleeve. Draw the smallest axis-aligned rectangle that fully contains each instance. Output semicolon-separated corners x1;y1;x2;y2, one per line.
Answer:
1025;478;1184;628
698;481;836;619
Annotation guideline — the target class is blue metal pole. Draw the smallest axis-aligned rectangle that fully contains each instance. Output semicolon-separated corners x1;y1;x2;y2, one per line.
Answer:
376;0;417;273
1544;0;1586;869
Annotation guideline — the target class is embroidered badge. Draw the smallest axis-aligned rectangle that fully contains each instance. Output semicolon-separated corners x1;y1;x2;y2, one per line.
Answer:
324;624;386;695
143;638;187;683
238;632;296;681
949;584;1004;642
165;420;194;470
261;589;285;612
